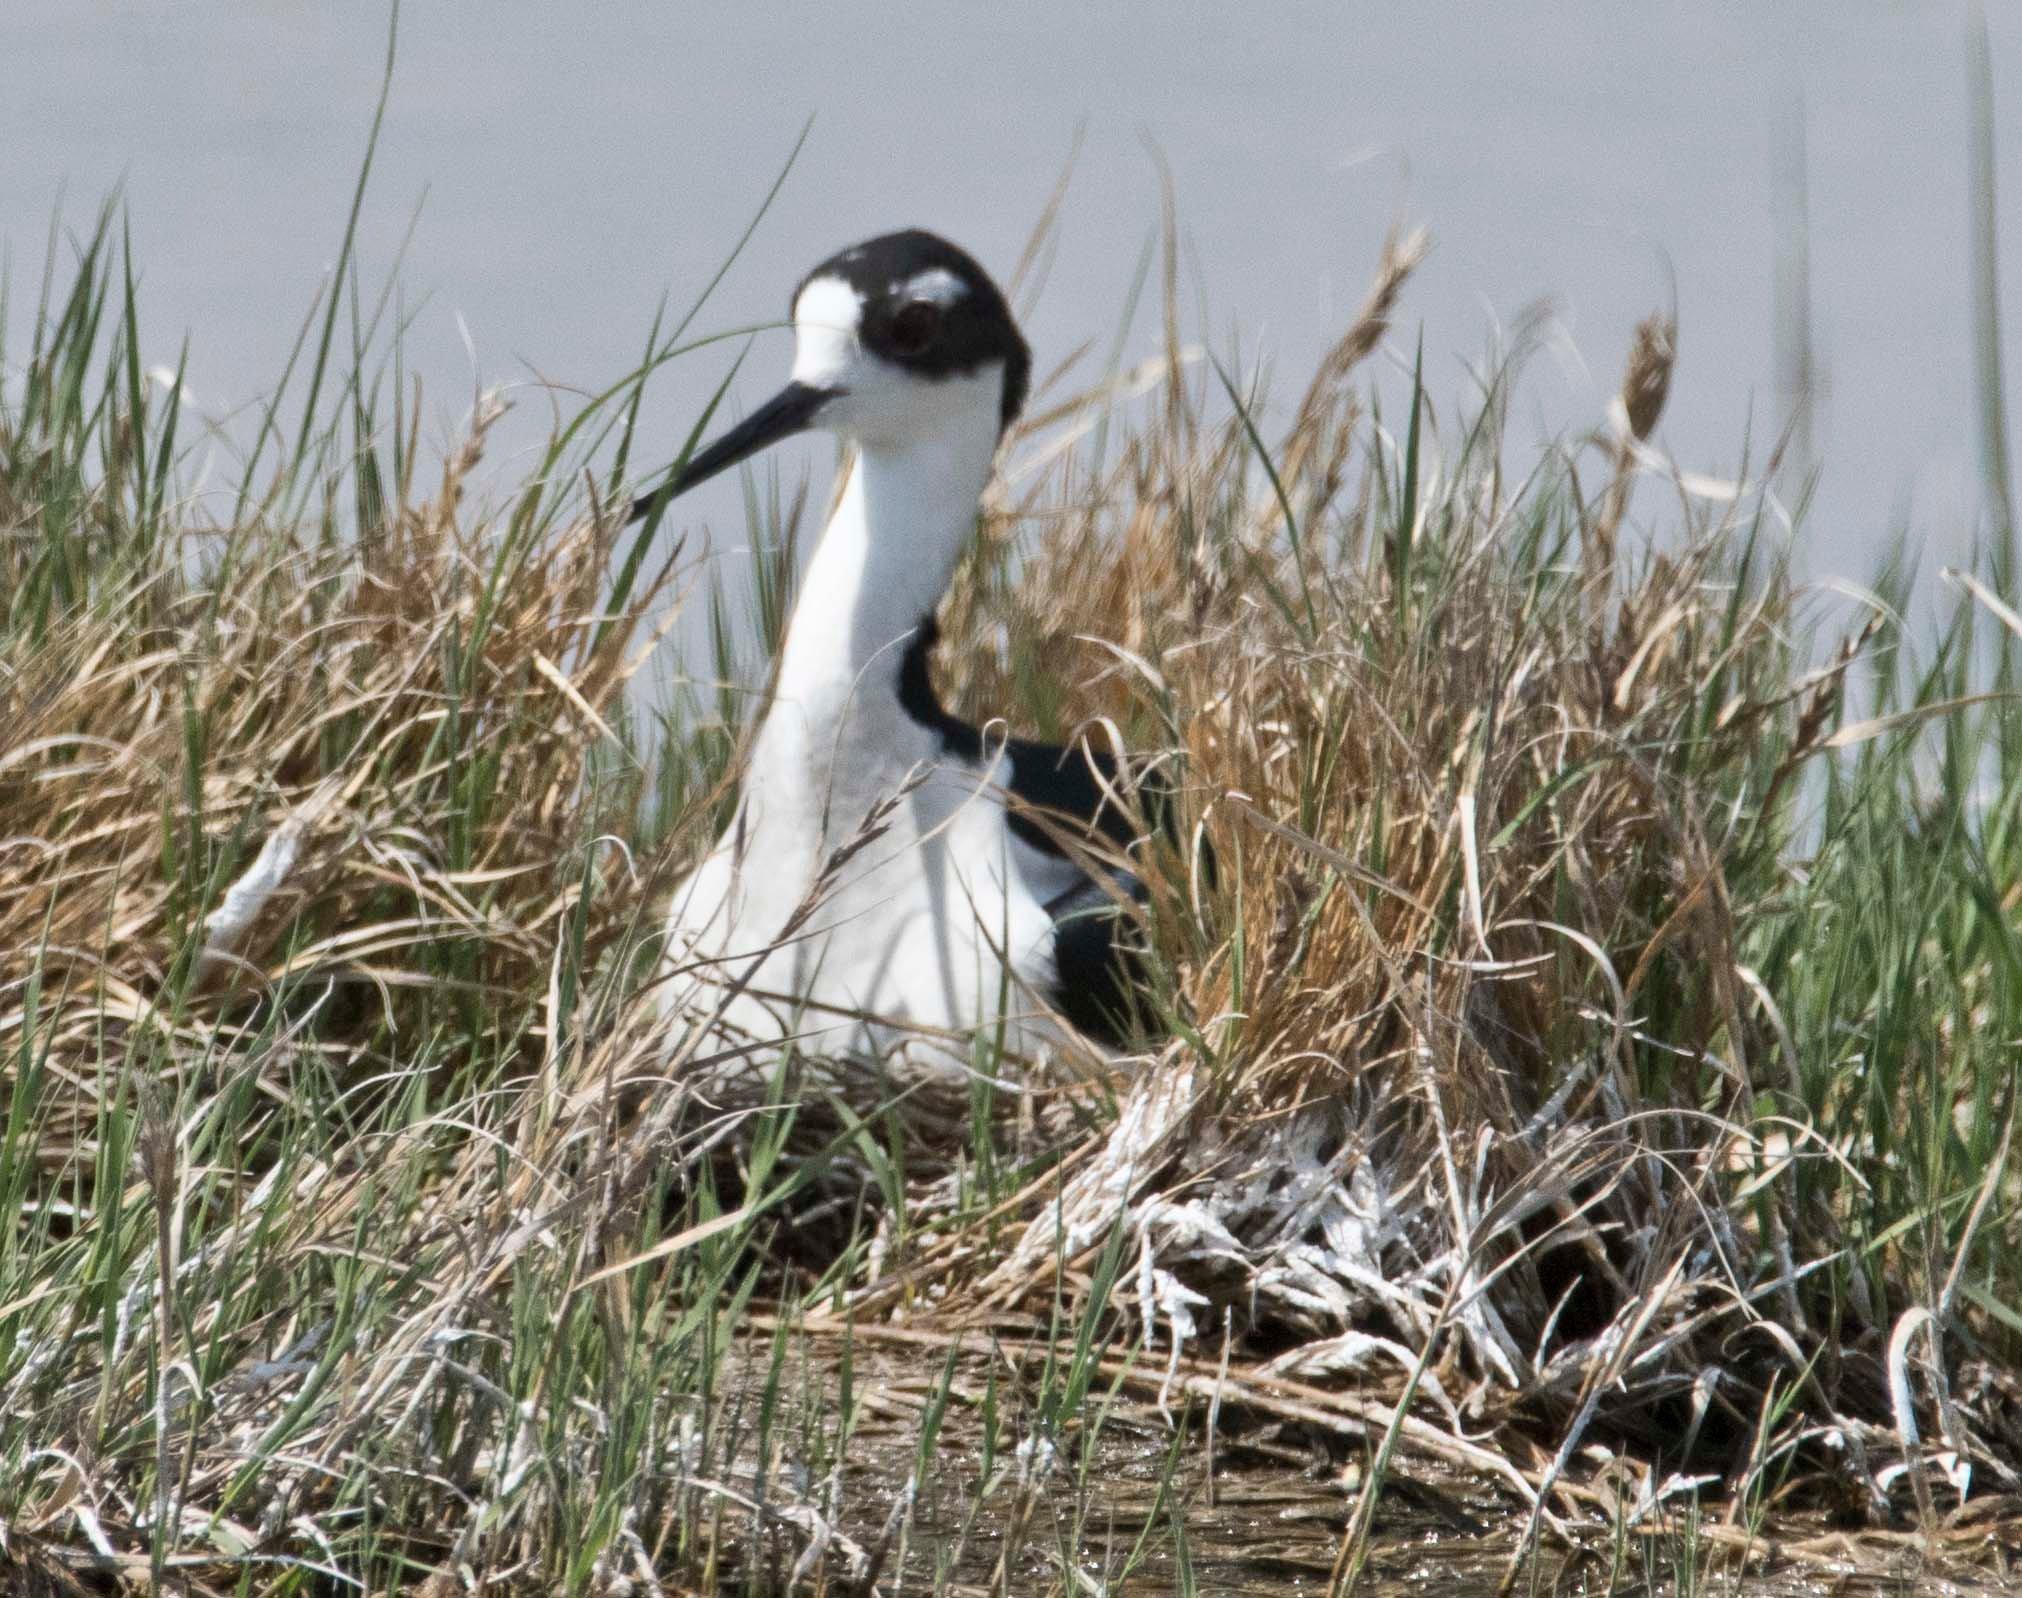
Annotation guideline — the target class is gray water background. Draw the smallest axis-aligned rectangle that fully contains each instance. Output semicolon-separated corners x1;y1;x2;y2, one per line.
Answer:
7;1;2020;684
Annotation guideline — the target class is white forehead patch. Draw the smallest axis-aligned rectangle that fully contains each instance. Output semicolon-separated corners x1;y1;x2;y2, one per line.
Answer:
792;274;864;334
897;267;968;307
790;275;864;389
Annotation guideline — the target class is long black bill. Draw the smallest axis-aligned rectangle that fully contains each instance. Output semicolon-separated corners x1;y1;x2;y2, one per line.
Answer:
628;380;839;523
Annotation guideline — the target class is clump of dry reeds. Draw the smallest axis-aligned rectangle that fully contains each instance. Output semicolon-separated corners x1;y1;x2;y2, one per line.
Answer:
3;393;680;1096
0;286;725;1583
5;207;2021;1593
912;229;2022;1542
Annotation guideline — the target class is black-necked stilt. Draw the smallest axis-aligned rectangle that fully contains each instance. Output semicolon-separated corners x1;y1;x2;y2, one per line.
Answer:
635;230;1148;1072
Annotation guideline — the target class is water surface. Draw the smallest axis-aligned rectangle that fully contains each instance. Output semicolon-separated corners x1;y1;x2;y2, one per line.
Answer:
6;2;2018;633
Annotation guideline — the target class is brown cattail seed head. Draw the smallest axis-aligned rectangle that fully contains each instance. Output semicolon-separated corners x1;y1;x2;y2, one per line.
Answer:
132;1077;178;1206
1621;313;1677;442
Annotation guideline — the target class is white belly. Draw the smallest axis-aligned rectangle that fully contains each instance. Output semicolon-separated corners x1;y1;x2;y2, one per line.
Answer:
659;753;1065;1080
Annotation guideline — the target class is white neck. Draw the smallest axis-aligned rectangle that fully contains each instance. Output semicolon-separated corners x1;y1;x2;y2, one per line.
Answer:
743;388;1002;844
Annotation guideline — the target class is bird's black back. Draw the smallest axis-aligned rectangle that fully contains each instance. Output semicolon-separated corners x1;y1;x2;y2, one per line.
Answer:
897;615;1172;1048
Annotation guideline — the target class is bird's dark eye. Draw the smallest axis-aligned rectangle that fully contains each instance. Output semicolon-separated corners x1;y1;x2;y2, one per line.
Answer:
888;299;942;356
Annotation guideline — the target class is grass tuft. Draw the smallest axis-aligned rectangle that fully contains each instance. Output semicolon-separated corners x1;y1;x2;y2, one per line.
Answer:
5;180;2022;1594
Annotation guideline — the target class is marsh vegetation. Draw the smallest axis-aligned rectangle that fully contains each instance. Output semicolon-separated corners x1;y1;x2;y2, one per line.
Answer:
3;99;2022;1594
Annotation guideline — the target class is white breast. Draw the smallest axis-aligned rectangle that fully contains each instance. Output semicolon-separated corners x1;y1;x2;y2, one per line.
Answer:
659;746;1066;1081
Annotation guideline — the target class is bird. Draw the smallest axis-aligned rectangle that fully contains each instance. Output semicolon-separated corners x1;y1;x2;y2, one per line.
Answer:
633;229;1157;1079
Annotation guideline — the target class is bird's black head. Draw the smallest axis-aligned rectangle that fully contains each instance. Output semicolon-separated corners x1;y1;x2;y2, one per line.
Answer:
795;229;1031;431
631;229;1030;522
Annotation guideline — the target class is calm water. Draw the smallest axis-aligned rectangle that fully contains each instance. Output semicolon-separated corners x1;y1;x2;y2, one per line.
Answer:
6;2;2020;643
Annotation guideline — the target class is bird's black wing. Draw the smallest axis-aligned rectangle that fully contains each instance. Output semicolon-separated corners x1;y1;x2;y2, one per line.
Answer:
900;616;1145;853
1042;872;1147;1048
898;616;1174;1047
1000;736;1172;1049
1001;735;1139;858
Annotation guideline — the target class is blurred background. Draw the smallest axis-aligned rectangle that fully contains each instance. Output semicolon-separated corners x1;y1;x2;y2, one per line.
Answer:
5;1;2017;636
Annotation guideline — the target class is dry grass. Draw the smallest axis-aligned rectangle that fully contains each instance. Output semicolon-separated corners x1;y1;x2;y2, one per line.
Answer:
3;202;2021;1595
925;228;2022;1554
